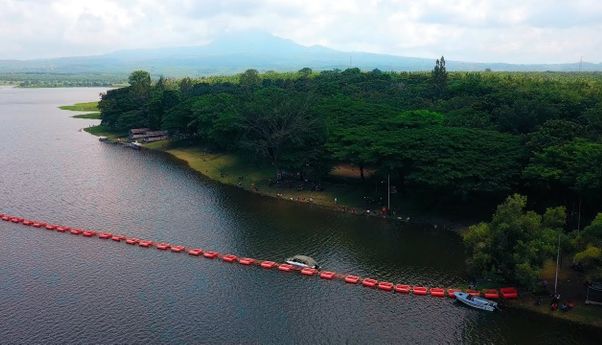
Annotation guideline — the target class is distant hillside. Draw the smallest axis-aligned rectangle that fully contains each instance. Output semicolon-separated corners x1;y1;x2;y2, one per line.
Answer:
1;32;601;77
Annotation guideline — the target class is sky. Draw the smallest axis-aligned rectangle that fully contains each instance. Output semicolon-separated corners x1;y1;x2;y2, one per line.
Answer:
1;0;601;64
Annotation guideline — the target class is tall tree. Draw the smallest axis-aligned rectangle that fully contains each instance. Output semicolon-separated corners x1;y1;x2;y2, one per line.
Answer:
431;56;448;98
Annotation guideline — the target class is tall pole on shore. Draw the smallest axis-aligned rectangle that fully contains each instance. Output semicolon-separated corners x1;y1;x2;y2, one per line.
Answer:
554;233;561;295
387;173;391;212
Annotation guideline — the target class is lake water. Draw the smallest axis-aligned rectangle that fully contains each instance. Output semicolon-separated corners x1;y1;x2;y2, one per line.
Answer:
0;87;600;344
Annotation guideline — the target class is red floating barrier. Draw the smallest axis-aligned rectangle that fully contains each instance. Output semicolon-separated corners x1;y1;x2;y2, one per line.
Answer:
111;236;122;242
395;284;411;293
447;289;461;298
260;260;276;269
430;288;445;297
412;286;428;295
139;241;153;248
98;232;112;239
301;267;317;276
156;243;170;250
238;257;255;265
344;275;360;284
484;289;499;299
69;228;82;235
22;220;33;226
45;224;56;230
378;282;394;291
125;238;138;245
203;251;218;259
32;222;42;228
82;231;96;237
222;254;238;263
319;271;336;280
466;289;481;297
10;217;20;223
278;264;293;272
0;216;9;221
171;245;185;253
500;287;518;299
188;248;202;256
56;226;67;233
362;278;378;288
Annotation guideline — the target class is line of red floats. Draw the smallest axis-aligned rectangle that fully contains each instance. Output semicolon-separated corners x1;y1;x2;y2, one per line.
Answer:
1;213;519;300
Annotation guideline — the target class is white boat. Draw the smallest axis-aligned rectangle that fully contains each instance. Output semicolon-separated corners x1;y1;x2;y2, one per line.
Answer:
285;255;319;269
454;291;498;311
126;141;142;150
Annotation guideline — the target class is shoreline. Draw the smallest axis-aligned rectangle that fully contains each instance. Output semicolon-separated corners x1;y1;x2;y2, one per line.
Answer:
79;124;602;329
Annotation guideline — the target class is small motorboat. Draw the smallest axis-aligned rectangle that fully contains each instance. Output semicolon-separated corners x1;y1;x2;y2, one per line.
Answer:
454;291;498;311
126;141;142;150
285;255;319;269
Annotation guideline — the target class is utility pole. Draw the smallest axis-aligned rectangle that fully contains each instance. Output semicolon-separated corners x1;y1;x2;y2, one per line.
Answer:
387;173;391;212
554;233;561;295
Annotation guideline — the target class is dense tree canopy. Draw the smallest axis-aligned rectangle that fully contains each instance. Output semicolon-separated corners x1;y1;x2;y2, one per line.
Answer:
99;69;602;221
463;194;565;287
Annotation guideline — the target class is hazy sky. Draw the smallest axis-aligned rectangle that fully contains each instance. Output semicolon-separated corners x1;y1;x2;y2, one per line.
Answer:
1;0;601;63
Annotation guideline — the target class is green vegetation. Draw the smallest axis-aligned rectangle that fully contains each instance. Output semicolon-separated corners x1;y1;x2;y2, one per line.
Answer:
463;194;566;288
71;113;101;119
59;101;99;112
0;73;127;88
97;68;602;221
59;101;101;119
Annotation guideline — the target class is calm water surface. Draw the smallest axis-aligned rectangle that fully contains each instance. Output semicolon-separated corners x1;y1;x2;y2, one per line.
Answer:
0;87;600;344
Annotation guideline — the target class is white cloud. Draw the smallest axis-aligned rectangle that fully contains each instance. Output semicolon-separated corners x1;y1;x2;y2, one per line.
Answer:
0;0;601;63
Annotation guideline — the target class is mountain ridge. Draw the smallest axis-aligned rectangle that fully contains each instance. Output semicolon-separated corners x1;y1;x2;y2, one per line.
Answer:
1;32;601;76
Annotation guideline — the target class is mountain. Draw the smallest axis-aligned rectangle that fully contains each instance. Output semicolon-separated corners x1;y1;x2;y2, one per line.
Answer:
1;31;601;76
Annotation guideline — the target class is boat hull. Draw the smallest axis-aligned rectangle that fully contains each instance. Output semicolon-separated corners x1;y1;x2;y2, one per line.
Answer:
454;292;497;312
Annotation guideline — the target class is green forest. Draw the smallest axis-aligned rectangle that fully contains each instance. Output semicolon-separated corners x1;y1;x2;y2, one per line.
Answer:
97;62;602;286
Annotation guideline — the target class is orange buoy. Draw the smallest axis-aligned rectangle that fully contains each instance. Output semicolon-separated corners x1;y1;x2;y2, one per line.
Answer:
188;248;202;256
447;288;461;298
22;220;33;226
412;286;428;295
82;231;96;237
484;289;499;299
344;275;360;284
98;232;112;239
111;235;122;242
394;284;411;293
32;222;42;228
319;271;336;280
203;251;218;259
125;238;138;245
238;257;255;265
10;217;20;223
500;287;518;299
378;282;394;291
156;243;170;250
1;216;9;221
69;228;82;235
278;263;293;271
301;267;317;276
430;288;445;297
362;278;378;288
45;224;56;230
171;245;185;253
139;241;153;248
222;254;237;262
466;289;481;297
260;260;276;269
56;226;67;233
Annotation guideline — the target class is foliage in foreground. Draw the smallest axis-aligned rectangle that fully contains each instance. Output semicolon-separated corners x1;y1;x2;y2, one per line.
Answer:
463;194;566;288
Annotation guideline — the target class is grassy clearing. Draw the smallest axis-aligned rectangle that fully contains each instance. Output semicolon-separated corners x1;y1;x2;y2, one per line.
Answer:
72;112;101;119
83;125;124;139
59;101;99;112
509;298;602;328
141;142;367;209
